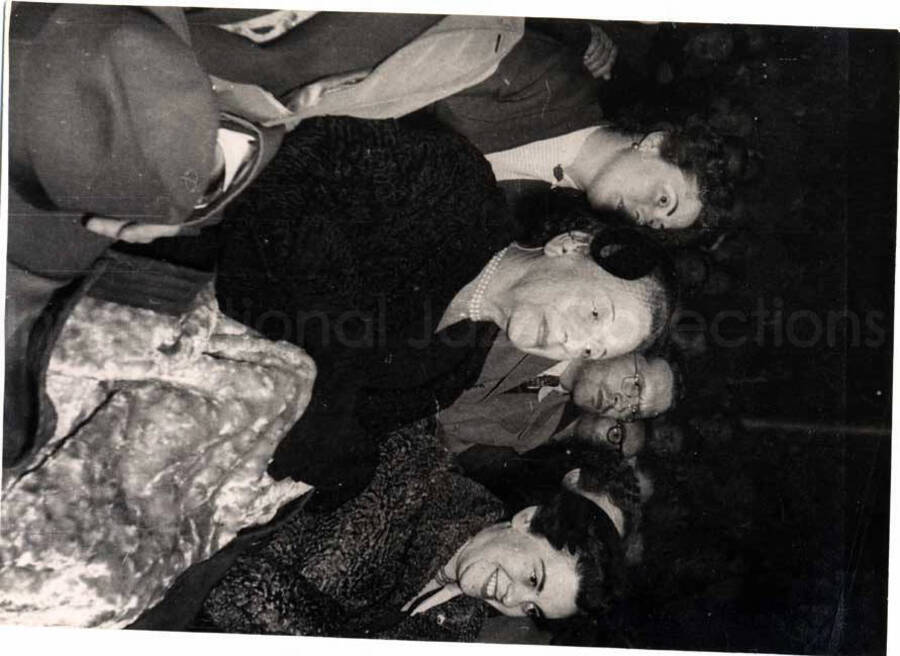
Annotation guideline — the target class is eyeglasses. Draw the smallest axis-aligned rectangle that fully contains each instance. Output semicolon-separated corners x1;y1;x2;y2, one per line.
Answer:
605;353;644;454
619;352;644;422
605;422;627;455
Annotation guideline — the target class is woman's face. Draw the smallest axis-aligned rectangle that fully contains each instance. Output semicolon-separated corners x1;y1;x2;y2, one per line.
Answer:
585;147;702;230
452;507;580;619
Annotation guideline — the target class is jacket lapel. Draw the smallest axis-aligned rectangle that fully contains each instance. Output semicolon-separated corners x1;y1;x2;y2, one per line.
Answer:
177;113;284;234
477;333;558;401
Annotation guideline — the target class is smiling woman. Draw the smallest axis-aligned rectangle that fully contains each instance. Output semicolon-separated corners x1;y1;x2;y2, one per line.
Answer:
406;487;622;621
449;507;581;620
200;422;622;640
440;226;676;362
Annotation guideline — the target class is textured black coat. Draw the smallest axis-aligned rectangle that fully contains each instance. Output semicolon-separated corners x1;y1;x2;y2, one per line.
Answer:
200;420;506;641
214;117;513;504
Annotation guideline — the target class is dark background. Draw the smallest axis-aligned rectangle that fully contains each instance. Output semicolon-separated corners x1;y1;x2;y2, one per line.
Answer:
540;22;897;654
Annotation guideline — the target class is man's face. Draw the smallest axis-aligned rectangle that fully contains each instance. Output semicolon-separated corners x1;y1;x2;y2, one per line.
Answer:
569;353;675;420
585;143;702;230
453;506;580;619
573;414;646;457
648;417;685;455
503;248;658;362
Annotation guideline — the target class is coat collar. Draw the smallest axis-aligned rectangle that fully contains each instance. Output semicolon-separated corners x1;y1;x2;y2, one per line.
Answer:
476;332;559;401
176;113;284;234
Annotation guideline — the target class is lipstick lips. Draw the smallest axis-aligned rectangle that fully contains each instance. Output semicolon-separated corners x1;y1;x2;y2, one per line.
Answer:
482;567;500;600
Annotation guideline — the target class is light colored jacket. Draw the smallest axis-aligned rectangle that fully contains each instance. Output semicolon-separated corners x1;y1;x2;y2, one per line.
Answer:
275;15;525;126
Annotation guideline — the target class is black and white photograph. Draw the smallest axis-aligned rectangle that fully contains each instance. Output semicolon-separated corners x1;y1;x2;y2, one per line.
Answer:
1;2;897;654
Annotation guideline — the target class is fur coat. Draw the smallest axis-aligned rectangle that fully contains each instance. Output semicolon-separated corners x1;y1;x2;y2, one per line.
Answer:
214;116;513;505
200;420;506;641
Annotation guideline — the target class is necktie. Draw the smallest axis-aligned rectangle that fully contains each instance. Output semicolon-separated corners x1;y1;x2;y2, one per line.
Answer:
508;374;561;394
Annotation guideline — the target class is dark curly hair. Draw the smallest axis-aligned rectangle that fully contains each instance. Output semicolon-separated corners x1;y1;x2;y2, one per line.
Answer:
529;488;627;616
513;187;617;248
455;441;638;617
602;107;748;230
657;116;744;228
589;227;677;352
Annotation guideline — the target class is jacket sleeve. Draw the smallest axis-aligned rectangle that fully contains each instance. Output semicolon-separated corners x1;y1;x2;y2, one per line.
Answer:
187;12;443;97
526;17;593;56
201;550;348;635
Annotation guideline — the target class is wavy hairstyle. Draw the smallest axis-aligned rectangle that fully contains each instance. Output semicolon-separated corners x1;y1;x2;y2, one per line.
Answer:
607;111;749;229
529;488;627;616
657;116;745;228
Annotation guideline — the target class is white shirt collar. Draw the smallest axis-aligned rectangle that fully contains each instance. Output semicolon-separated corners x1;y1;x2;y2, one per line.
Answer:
217;127;256;192
485;126;600;184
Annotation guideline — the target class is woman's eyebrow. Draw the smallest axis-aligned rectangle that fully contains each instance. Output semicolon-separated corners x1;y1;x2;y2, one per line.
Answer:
666;195;680;217
538;559;546;593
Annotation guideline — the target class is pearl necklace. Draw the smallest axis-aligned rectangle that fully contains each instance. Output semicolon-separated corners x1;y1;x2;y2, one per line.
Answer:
468;247;508;322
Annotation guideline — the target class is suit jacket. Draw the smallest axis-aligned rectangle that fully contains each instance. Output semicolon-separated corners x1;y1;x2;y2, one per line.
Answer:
430;19;604;233
438;333;576;453
432;20;605;155
186;11;444;97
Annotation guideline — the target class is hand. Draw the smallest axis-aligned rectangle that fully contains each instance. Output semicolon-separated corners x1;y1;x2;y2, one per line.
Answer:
84;216;183;244
583;23;618;80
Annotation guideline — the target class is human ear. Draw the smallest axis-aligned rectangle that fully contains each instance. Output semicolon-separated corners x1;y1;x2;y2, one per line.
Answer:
637;131;667;153
511;505;539;530
562;468;582;491
543;231;593;257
